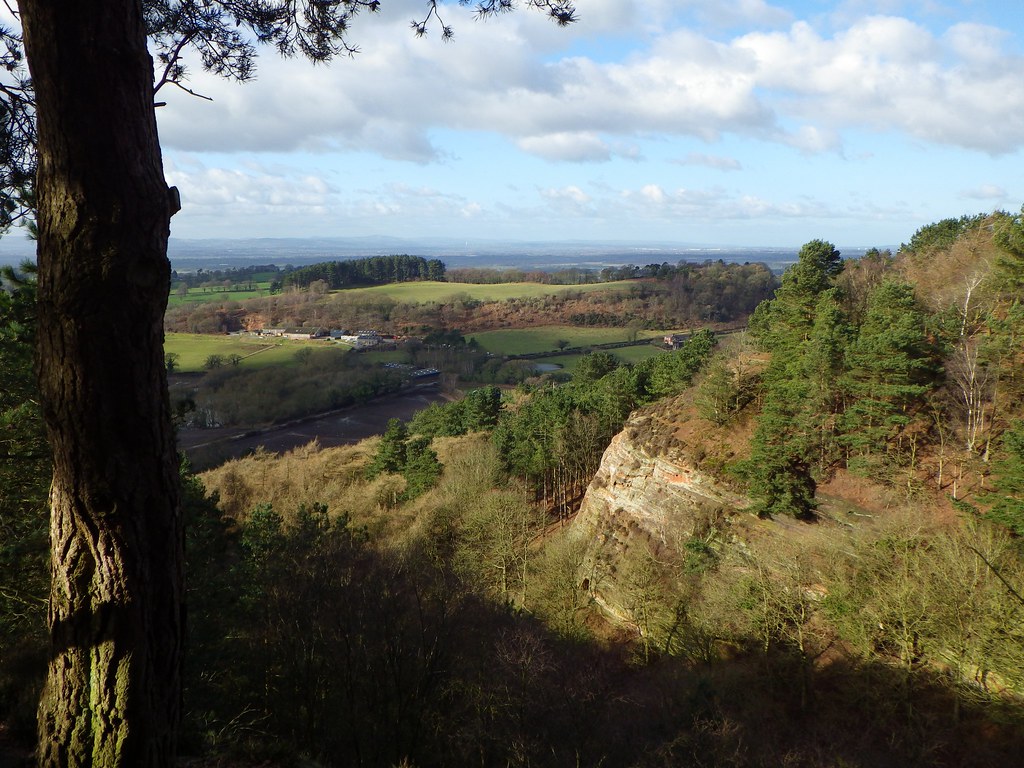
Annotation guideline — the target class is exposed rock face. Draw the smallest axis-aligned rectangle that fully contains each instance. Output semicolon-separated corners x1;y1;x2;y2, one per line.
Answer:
570;410;750;624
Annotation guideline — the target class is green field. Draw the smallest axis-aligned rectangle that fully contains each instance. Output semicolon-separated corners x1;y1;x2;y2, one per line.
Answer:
605;344;668;364
517;342;666;374
165;279;638;309
340;280;638;303
167;284;272;308
467;326;665;355
165;333;344;372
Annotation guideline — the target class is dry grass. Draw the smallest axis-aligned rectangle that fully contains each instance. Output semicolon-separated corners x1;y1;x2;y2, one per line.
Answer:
198;432;498;543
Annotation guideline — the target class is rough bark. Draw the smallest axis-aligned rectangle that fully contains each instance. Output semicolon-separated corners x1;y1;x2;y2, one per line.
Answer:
21;1;183;765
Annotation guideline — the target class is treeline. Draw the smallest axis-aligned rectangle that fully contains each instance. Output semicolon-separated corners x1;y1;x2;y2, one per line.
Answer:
167;257;775;296
171;263;284;289
441;262;775;330
731;217;1024;523
164;259;777;335
408;332;718;516
494;333;718;515
900;211;991;255
660;260;777;323
599;258;769;283
445;259;779;305
409;385;502;437
445;266;601;284
282;254;445;289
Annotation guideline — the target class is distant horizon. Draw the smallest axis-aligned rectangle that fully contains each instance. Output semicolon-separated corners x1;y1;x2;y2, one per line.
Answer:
0;233;887;272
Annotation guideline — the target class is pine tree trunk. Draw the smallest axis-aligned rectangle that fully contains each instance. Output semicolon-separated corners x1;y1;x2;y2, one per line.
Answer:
22;1;183;765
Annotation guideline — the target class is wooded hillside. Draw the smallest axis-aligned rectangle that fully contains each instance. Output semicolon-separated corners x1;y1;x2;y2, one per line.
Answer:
164;260;776;335
3;213;1024;766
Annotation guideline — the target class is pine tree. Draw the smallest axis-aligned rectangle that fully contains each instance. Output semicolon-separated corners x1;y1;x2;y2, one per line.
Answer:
402;437;443;500
241;503;285;570
573;351;619;384
753;239;843;351
747;358;818;519
367;418;408;478
841;281;936;470
981;423;1024;536
642;329;716;399
746;241;843;517
695;358;740;426
462;386;502;432
410;401;465;438
994;208;1024;294
803;289;852;468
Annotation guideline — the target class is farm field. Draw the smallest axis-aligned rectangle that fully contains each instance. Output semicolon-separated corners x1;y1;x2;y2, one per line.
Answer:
165;333;343;372
167;284;272;308
340;279;638;303
533;343;666;373
602;343;668;364
165;278;641;312
467;325;666;355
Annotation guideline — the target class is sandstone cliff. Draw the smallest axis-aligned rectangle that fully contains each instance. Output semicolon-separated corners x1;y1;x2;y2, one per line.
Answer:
570;398;753;626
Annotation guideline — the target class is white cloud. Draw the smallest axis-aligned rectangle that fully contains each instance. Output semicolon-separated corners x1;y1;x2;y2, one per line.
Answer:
961;183;1007;200
538;185;594;215
541;185;591;203
627;185;736;217
165;159;336;211
163;155;490;237
157;6;780;158
685;0;793;29
640;184;666;204
782;125;842;154
737;16;1024;153
145;0;1024;253
156;5;1024;164
516;132;612;162
944;22;1010;65
678;152;743;170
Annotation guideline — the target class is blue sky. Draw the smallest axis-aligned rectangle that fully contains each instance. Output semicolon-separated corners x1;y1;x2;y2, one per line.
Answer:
75;2;1024;248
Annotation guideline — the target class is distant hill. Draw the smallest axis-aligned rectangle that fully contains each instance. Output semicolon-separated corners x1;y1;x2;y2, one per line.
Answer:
3;233;882;273
164;236;824;273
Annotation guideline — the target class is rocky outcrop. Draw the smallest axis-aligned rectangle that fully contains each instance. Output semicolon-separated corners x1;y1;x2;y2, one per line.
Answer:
570;409;751;624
